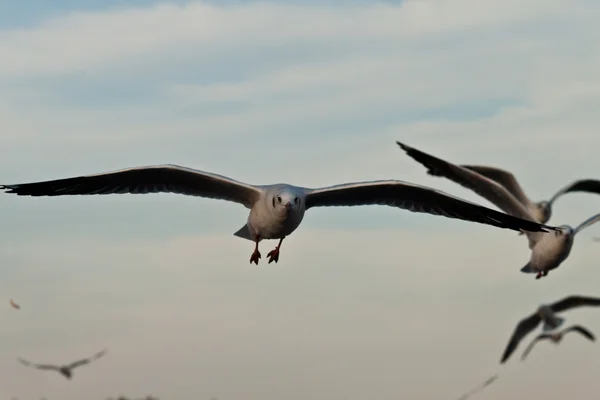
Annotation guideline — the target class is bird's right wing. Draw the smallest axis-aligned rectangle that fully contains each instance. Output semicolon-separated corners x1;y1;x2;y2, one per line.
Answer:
0;165;263;209
18;358;58;371
565;325;596;341
550;295;600;313
460;165;534;209
520;334;552;361
396;141;545;248
500;313;542;363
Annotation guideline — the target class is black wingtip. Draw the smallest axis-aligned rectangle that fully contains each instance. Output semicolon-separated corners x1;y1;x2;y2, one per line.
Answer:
395;141;410;151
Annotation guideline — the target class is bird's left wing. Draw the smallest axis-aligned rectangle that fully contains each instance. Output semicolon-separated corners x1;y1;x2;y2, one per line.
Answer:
549;179;600;205
68;349;107;369
304;180;557;234
550;295;600;313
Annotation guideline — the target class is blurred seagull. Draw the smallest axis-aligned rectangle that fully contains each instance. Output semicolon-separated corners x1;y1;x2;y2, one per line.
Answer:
520;325;595;361
0;164;556;265
18;348;107;380
454;166;600;225
397;141;600;279
9;299;20;309
499;295;600;363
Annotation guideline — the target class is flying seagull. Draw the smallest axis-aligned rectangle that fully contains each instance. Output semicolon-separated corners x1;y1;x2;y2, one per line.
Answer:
0;164;556;265
520;325;595;361
456;166;600;225
499;295;600;363
396;141;600;279
18;348;107;379
454;374;499;400
9;299;20;309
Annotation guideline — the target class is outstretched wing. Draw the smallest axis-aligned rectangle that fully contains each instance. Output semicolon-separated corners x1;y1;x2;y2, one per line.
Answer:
520;334;553;361
0;165;262;209
303;179;556;235
549;179;600;205
500;312;542;364
574;213;600;234
18;358;59;371
550;295;600;313
564;325;596;341
67;348;107;369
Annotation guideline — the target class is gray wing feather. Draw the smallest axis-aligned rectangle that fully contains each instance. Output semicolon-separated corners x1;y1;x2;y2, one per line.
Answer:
500;312;542;363
564;325;596;341
520;334;553;361
550;295;600;313
303;180;555;234
67;349;107;369
574;213;600;234
460;165;534;208
18;358;59;371
549;179;600;205
396;142;549;247
0;165;262;209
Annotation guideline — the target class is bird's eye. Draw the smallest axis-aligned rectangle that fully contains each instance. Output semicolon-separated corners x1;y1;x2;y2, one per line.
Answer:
277;196;282;203
294;197;299;204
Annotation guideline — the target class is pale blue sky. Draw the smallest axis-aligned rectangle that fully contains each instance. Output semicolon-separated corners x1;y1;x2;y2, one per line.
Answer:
1;1;600;399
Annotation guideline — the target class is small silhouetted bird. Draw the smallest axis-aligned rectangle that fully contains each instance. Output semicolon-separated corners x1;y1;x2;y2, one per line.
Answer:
18;348;107;379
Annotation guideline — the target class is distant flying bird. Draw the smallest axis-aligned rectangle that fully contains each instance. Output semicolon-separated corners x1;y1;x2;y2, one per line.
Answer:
499;295;600;363
397;141;600;279
520;325;595;361
9;299;20;309
18;348;107;379
454;374;499;400
0;164;556;265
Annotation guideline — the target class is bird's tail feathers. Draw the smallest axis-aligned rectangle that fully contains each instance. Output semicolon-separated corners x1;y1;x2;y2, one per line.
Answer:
233;224;255;241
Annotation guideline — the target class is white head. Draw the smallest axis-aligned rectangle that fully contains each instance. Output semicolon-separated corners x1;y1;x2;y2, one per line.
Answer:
270;188;302;217
555;224;574;237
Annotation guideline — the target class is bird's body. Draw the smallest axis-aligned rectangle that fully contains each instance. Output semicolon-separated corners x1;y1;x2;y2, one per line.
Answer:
0;164;557;265
520;325;595;361
498;296;600;363
18;349;107;380
396;141;600;279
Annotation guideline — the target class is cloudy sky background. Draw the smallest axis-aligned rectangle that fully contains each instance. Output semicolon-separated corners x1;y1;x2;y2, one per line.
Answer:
1;0;600;399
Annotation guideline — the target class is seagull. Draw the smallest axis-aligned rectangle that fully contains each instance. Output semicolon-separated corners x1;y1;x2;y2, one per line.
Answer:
396;141;600;279
454;374;499;400
520;325;595;361
441;166;600;225
0;164;557;265
499;295;600;363
9;299;20;309
18;348;107;380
